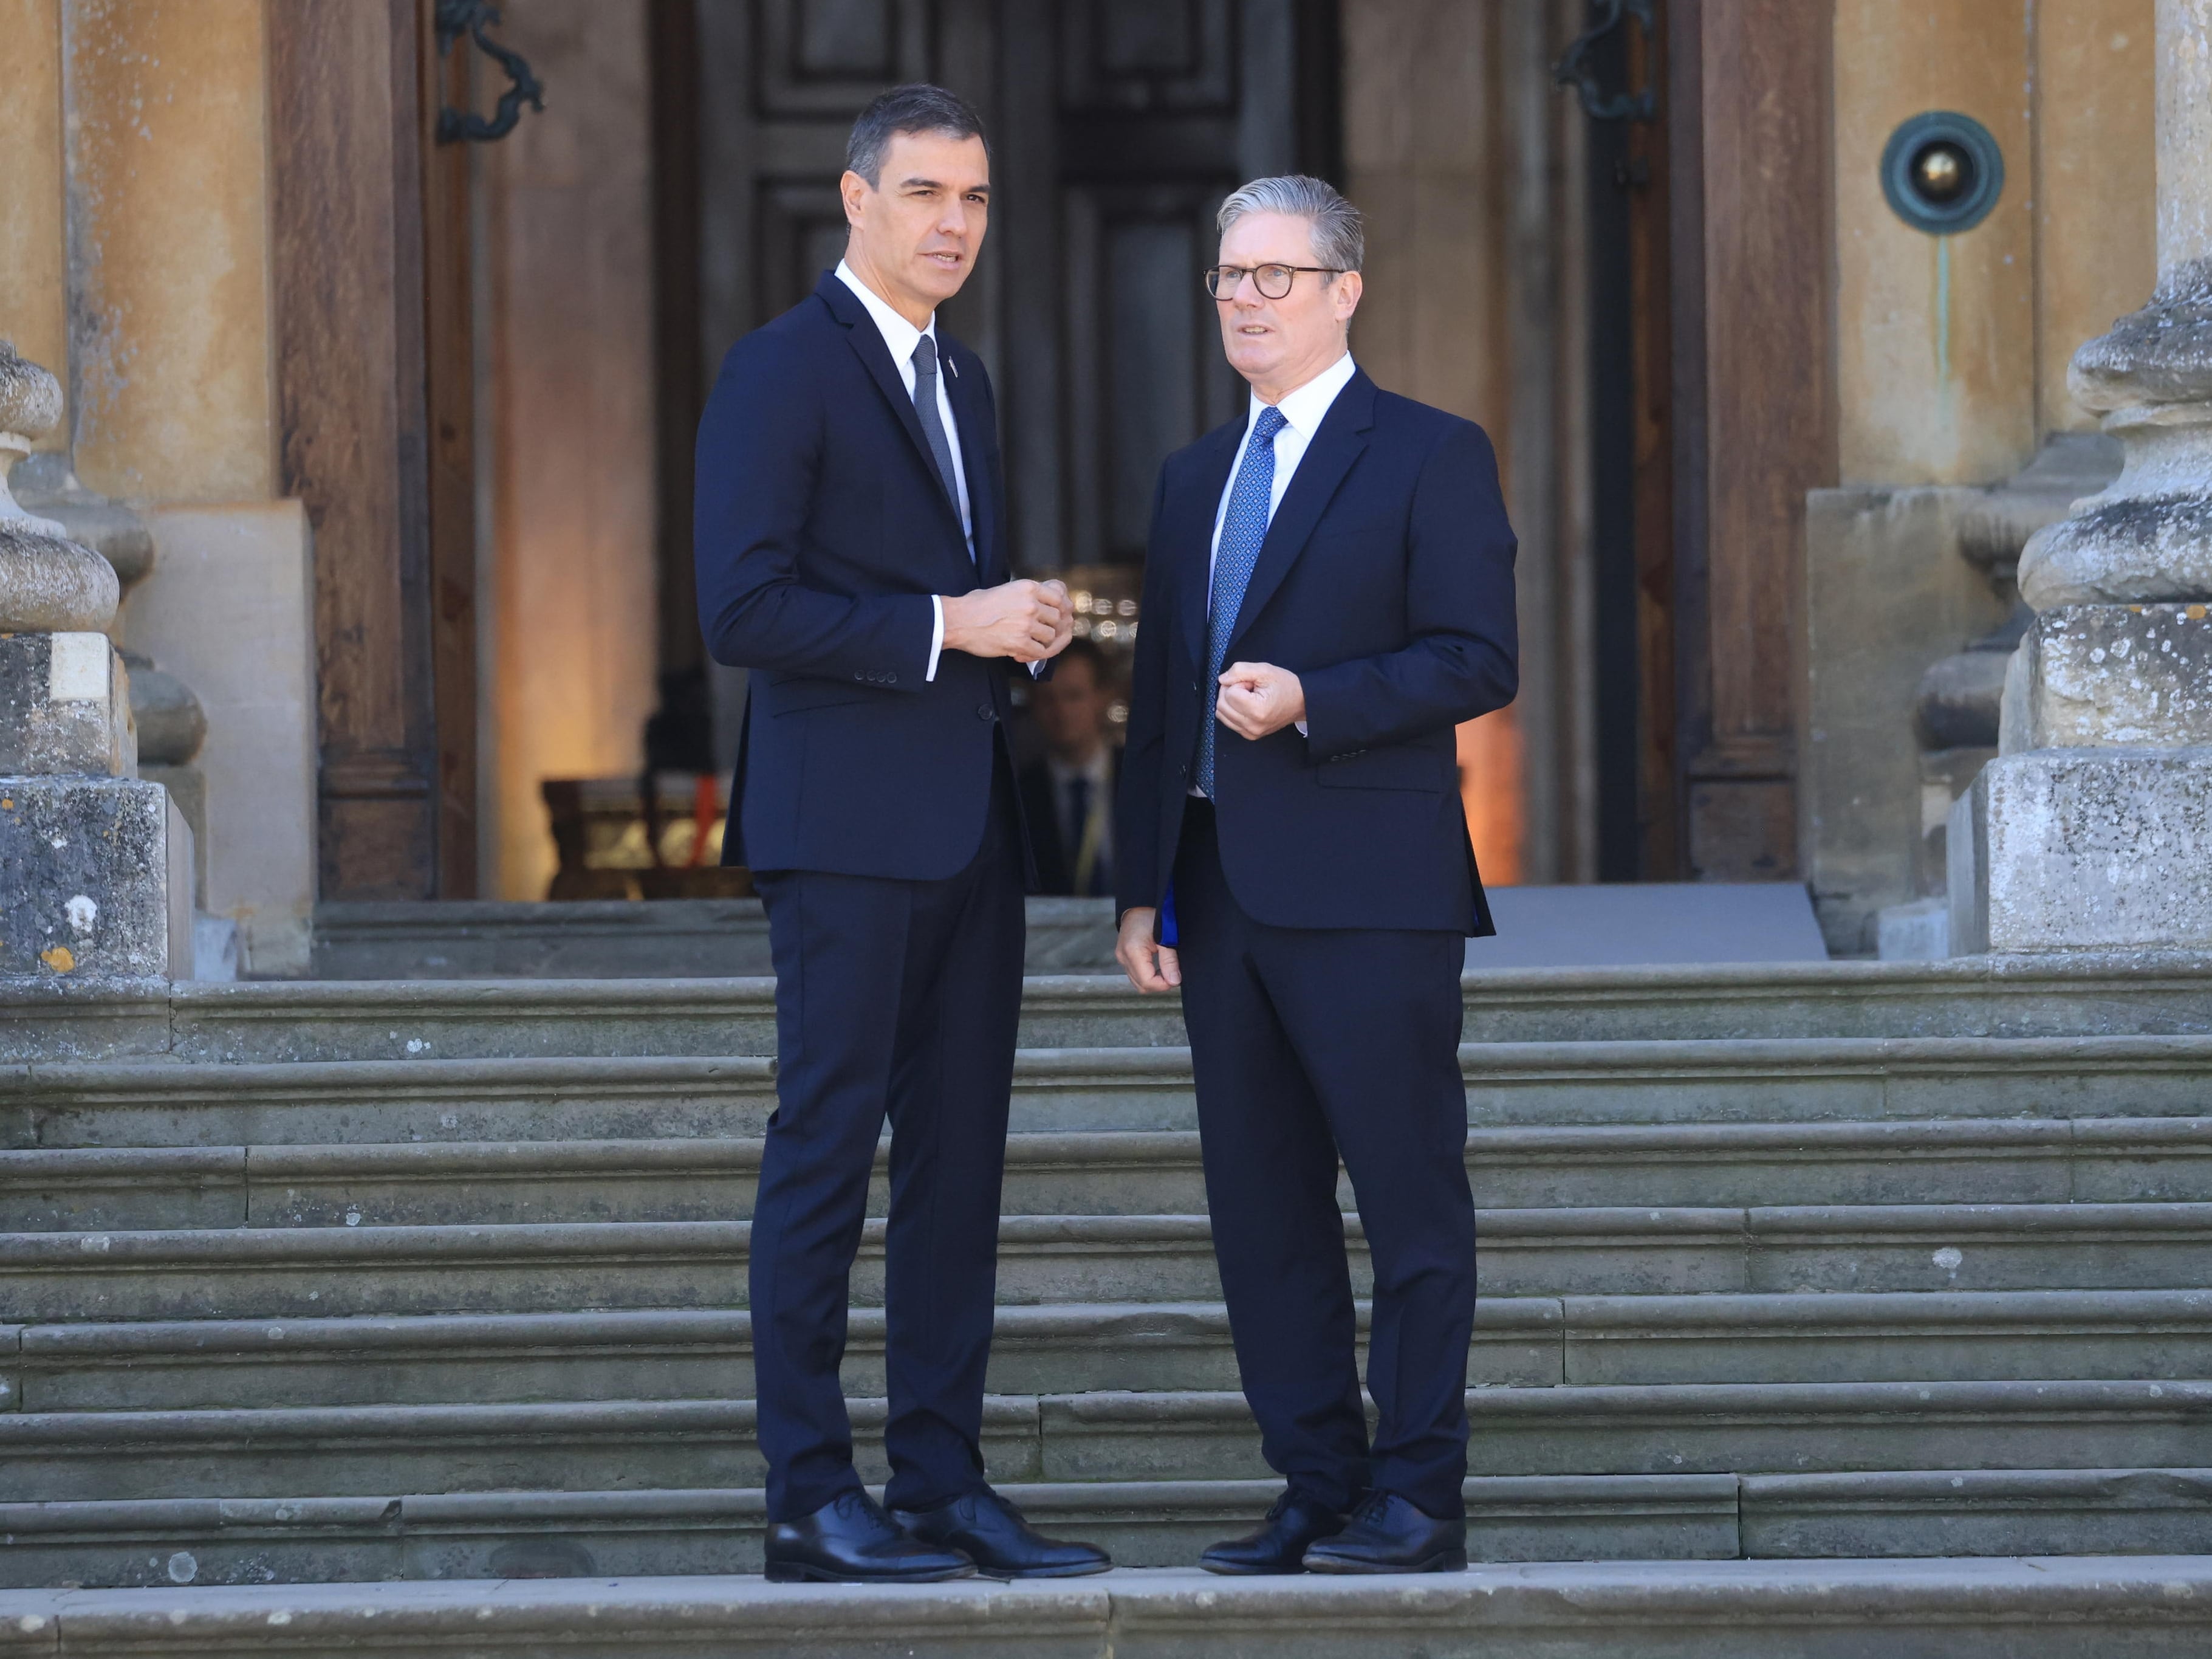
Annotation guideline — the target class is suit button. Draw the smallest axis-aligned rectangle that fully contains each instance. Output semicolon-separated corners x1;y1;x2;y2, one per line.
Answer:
976;702;995;721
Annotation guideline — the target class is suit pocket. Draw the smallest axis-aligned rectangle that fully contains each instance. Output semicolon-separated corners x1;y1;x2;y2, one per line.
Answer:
766;676;873;716
1313;743;1453;792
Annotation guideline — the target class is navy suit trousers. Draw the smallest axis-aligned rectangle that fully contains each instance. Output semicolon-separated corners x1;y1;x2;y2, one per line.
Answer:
1173;798;1476;1519
748;750;1026;1521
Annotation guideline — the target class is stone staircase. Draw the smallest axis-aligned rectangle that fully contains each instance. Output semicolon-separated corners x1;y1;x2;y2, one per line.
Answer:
3;953;2212;1652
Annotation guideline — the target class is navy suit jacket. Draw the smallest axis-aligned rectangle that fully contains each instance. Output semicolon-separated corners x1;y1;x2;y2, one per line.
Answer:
1115;368;1518;935
696;272;1029;881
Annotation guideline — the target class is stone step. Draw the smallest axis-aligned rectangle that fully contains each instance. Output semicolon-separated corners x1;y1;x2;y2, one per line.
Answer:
7;1477;2211;1595
8;1557;2212;1657
0;1302;1550;1412
2;1116;2207;1232
4;1381;2211;1503
13;1034;2212;1152
4;1202;2210;1323
12;952;2212;1066
14;1290;2212;1414
312;896;1126;980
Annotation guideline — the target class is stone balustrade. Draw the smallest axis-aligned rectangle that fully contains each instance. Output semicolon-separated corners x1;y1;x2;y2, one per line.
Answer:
0;342;190;979
1950;0;2212;954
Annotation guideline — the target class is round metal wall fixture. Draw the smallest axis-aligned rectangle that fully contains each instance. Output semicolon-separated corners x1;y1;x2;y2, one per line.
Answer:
1880;111;2004;235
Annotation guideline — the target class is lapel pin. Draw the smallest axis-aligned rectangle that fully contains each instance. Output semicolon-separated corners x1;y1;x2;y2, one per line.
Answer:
945;355;958;379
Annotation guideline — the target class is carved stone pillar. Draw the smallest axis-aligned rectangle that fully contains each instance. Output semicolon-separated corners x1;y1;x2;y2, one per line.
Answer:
1950;0;2212;954
0;343;190;978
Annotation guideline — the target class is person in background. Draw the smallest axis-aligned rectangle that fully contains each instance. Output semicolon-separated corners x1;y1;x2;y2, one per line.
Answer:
1018;636;1120;897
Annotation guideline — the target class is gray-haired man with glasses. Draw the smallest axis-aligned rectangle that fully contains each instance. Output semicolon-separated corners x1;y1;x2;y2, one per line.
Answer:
1116;176;1519;1575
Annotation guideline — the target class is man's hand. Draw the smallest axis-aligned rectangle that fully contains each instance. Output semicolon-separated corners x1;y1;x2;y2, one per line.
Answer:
1215;662;1306;740
1116;907;1181;994
1038;579;1075;659
942;579;1071;663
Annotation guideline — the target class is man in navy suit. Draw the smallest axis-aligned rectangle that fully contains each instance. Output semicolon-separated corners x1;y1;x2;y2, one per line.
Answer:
695;84;1108;1584
1115;176;1518;1575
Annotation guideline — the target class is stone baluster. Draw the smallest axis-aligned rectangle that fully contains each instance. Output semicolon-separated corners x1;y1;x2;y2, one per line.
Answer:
0;342;190;978
1949;0;2212;953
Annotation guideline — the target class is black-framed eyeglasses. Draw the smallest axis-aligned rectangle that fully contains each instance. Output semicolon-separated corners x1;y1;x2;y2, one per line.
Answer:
1204;263;1344;300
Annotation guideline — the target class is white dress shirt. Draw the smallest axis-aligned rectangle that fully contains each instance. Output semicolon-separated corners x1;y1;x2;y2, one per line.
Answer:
1194;349;1357;775
1208;349;1358;583
834;260;971;681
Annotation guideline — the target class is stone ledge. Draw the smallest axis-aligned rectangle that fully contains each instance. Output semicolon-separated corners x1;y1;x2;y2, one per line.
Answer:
0;1556;2210;1655
17;1288;2212;1412
16;952;2212;1062
2;1379;2210;1501
5;1114;2206;1229
10;1037;2212;1149
5;1200;2212;1323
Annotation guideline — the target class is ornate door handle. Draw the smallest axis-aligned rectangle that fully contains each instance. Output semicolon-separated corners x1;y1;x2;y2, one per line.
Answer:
1555;0;1658;123
434;0;544;145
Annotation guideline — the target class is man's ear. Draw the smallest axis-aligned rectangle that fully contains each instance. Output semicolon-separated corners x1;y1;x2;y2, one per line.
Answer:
840;169;871;229
1334;270;1364;325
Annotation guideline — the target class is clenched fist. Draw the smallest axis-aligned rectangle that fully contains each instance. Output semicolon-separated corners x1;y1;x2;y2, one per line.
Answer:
942;579;1074;664
1214;661;1306;740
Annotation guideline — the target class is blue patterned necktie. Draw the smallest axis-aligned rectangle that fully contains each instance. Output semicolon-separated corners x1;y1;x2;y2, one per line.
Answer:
1197;405;1289;797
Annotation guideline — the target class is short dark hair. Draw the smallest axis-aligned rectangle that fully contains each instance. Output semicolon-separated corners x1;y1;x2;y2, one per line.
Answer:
1054;636;1111;687
846;84;990;188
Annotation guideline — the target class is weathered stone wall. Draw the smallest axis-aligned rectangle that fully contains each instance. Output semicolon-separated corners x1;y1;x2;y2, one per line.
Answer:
0;0;69;442
1803;487;2007;953
0;777;188;977
61;0;276;503
0;1;318;974
126;504;315;977
1831;0;2156;488
0;633;133;777
1813;0;2158;951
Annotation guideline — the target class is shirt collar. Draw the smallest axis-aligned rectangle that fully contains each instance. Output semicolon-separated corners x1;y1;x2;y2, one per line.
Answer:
1250;349;1357;441
1045;746;1113;789
836;259;935;365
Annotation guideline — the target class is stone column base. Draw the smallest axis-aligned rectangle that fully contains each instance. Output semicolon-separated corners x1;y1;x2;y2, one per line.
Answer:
0;778;192;978
1950;748;2212;953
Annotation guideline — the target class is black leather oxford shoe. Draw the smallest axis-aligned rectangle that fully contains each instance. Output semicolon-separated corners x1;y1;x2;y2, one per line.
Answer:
891;1488;1111;1579
764;1489;977;1584
1300;1490;1467;1575
1200;1488;1351;1575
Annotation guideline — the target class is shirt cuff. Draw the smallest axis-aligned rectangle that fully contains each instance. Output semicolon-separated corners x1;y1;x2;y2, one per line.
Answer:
1296;721;1309;737
926;596;945;682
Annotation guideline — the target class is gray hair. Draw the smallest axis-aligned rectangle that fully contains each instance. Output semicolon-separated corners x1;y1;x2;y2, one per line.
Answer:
1216;176;1365;274
846;83;990;189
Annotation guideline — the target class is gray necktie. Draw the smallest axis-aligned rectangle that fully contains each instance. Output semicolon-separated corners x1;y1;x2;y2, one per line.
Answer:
909;336;966;549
